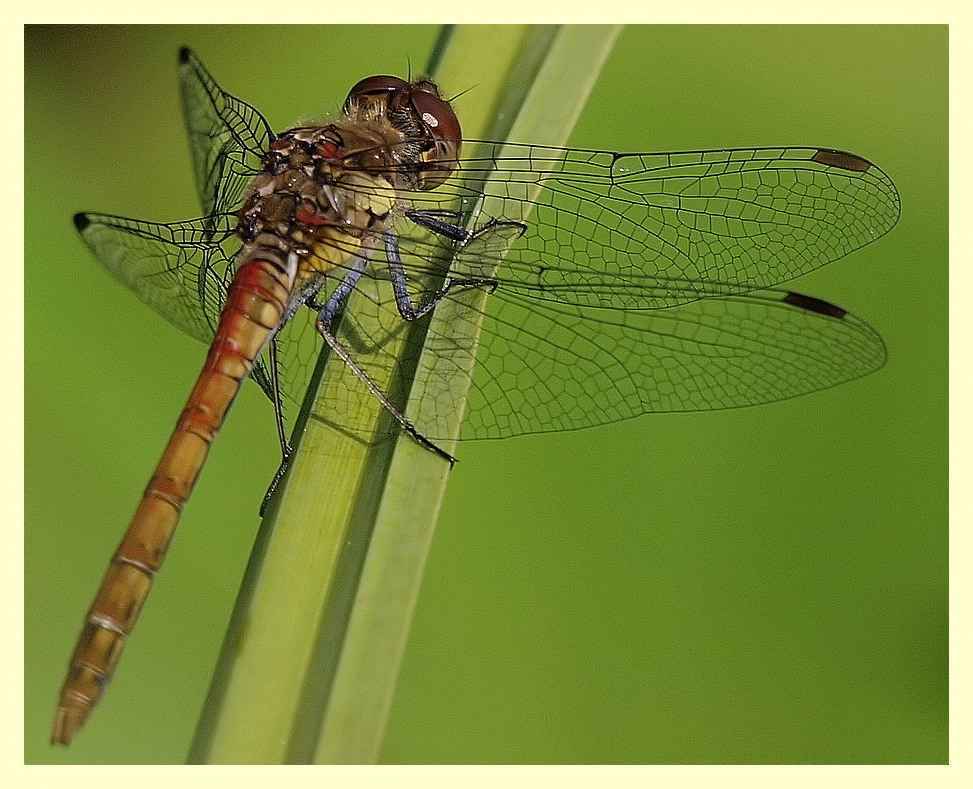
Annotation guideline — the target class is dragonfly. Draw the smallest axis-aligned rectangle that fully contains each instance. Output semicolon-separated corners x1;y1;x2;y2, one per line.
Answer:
53;47;899;745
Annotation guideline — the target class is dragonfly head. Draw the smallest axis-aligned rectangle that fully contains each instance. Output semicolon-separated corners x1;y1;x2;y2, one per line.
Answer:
344;75;461;190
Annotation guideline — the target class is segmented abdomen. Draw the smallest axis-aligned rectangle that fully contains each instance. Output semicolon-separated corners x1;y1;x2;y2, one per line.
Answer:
52;253;296;745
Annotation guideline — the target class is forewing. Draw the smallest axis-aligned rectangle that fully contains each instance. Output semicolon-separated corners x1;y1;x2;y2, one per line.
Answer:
179;48;273;220
413;144;900;308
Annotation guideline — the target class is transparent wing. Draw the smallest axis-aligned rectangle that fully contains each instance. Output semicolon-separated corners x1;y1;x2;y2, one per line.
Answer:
73;212;280;405
455;287;887;439
400;143;900;309
179;47;272;221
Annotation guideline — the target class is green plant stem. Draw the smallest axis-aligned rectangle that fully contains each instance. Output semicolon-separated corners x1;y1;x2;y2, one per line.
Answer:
188;24;621;765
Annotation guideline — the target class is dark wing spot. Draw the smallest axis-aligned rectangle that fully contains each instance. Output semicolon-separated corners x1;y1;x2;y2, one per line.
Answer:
812;149;872;172
783;291;847;319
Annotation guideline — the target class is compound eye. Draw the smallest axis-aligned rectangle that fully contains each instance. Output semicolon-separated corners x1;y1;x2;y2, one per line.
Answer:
410;87;462;189
344;75;410;111
411;88;462;148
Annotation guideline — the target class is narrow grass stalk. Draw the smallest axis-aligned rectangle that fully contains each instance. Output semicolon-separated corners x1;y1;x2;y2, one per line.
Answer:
188;24;621;765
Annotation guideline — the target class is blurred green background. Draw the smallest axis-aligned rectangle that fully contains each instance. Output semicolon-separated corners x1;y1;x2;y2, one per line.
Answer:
25;25;946;764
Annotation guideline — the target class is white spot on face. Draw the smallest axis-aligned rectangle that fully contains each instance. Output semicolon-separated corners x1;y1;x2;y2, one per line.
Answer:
422;112;439;127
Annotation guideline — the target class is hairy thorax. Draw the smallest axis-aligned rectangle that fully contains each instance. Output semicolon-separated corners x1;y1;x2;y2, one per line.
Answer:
235;116;407;282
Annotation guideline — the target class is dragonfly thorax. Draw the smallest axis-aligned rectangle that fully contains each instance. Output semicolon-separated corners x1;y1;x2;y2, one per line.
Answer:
234;74;461;284
236;123;400;280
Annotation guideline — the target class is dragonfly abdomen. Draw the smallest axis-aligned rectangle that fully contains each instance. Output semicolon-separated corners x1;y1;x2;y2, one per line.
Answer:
53;255;297;745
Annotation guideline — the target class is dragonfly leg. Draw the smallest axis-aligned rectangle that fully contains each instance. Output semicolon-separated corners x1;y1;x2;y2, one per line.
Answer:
259;337;295;516
314;307;457;466
268;336;291;457
260;257;374;515
407;209;527;248
405;207;470;242
260;452;292;516
317;253;369;329
397;213;526;317
384;230;497;322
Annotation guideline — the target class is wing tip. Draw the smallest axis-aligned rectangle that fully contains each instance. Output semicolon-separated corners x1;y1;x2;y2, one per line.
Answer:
73;212;91;233
179;47;193;65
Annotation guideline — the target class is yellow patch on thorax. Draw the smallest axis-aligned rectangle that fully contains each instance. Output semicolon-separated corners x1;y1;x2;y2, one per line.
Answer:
299;170;397;278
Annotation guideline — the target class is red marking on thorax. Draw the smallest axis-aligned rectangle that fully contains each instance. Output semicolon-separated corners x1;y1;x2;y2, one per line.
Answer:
317;141;342;160
295;200;327;227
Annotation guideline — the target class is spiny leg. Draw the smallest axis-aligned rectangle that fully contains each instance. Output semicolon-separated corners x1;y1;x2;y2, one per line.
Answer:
385;227;497;321
405;209;526;249
314;296;457;466
306;214;521;464
268;337;290;456
260;259;372;514
260;337;294;515
350;215;523;458
397;211;526;318
404;208;471;242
